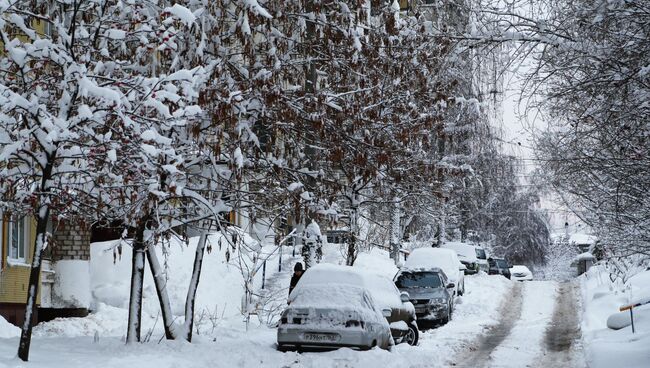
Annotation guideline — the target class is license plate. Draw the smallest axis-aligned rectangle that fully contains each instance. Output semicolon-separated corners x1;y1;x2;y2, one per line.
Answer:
302;333;340;343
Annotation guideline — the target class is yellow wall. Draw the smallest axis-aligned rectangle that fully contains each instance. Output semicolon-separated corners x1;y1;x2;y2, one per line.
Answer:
0;217;40;305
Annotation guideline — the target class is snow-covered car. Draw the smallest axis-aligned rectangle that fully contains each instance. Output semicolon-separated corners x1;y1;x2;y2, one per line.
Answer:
363;273;419;345
404;247;465;296
488;258;511;279
442;242;481;274
510;265;533;281
278;264;392;351
474;246;489;272
394;267;455;328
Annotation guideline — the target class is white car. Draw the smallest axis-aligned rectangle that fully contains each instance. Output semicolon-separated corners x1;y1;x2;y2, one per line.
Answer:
441;242;481;274
404;247;465;296
510;265;533;281
474;246;489;272
278;264;392;351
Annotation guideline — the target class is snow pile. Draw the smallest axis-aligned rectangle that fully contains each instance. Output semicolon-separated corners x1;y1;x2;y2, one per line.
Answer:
0;315;19;338
581;264;650;368
52;260;91;309
33;303;134;338
352;247;398;279
35;230;266;338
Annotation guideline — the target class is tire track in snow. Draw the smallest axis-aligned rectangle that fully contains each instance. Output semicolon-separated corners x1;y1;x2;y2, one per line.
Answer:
452;282;524;367
534;281;585;368
486;281;557;368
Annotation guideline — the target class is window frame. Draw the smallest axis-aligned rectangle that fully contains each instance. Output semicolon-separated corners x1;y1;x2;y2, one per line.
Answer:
8;217;29;263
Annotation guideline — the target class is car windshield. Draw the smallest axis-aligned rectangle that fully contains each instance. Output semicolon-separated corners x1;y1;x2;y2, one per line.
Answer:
395;272;442;289
475;248;487;259
496;259;509;268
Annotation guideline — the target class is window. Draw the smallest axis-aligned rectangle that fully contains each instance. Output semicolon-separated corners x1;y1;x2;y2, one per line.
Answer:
8;217;28;262
395;272;443;289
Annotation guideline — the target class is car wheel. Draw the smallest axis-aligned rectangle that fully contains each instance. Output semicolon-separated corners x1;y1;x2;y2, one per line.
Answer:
404;321;419;346
441;305;452;324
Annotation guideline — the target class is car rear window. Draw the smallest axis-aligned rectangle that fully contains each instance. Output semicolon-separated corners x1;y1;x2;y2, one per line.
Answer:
395;272;442;289
496;259;509;268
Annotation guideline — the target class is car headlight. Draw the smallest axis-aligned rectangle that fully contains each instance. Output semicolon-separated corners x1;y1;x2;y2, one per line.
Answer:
430;298;446;304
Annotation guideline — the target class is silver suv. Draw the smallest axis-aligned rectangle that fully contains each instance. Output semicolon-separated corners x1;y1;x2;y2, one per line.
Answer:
394;267;455;328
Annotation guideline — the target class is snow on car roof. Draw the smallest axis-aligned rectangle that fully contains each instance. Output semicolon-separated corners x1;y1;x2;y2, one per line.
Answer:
290;283;372;309
297;264;366;287
294;263;402;310
405;248;460;276
510;265;531;273
441;242;479;262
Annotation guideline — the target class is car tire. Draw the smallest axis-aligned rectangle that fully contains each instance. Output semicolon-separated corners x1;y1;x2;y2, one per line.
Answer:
404;321;419;346
441;304;453;324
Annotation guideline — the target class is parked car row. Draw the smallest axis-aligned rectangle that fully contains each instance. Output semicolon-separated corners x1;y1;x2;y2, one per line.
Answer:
277;264;417;351
276;242;534;352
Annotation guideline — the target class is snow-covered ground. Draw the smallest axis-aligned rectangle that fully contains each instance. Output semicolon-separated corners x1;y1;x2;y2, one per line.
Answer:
488;281;558;367
0;275;514;368
580;265;650;368
0;237;520;368
4;235;621;368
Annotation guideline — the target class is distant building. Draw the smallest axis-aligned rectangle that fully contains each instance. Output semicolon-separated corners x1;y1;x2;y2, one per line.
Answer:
1;215;91;327
569;233;598;275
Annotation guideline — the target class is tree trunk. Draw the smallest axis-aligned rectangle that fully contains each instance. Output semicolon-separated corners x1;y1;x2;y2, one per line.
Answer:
179;232;208;341
146;244;176;340
346;204;358;266
437;209;447;247
390;198;401;264
17;205;50;361
126;221;147;343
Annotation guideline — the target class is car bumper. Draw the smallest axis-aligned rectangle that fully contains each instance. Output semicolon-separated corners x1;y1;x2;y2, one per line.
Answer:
277;326;375;349
413;304;449;320
511;275;533;281
489;270;511;279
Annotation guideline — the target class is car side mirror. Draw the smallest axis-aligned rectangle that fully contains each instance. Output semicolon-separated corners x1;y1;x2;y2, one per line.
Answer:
400;291;410;303
446;283;455;289
382;308;392;318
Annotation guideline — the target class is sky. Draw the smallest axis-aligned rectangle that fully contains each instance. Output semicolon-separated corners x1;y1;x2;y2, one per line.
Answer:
499;60;589;237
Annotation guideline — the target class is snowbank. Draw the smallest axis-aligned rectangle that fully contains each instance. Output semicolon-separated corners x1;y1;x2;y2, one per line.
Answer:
52;260;91;309
581;265;650;368
35;230;267;338
0;315;19;338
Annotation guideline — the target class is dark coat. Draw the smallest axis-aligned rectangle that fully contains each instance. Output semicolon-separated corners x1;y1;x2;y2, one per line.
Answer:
288;272;303;297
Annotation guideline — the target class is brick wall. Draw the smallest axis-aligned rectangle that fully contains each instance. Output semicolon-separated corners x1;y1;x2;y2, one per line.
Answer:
52;222;91;261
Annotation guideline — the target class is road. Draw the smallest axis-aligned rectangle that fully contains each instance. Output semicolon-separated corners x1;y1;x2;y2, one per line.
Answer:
453;281;585;368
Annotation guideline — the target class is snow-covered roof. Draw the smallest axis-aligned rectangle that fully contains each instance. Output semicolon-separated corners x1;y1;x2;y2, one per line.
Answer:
569;233;597;245
574;252;596;262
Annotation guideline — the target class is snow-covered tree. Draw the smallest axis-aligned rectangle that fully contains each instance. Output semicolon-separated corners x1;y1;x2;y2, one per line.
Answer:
531;0;650;263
